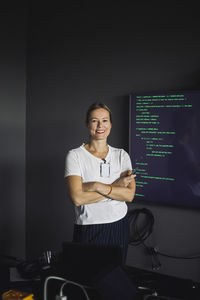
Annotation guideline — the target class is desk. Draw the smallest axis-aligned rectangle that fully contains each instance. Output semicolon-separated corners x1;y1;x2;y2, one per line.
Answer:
125;265;200;300
1;264;200;300
0;266;42;300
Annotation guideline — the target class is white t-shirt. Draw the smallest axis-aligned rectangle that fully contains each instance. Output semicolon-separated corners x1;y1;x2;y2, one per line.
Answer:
64;144;132;225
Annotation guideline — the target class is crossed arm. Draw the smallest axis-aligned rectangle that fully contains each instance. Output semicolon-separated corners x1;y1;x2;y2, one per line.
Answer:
65;170;136;206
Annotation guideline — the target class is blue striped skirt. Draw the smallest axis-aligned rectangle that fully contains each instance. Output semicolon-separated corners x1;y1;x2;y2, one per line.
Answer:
73;215;129;263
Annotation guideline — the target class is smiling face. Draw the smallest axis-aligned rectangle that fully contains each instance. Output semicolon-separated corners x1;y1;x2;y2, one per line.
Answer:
87;108;112;141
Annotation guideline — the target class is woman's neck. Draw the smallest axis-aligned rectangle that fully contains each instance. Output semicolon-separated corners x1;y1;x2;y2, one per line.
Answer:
85;140;109;158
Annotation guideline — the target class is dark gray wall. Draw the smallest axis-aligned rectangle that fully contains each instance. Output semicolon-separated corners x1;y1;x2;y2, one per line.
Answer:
26;3;200;281
0;8;26;259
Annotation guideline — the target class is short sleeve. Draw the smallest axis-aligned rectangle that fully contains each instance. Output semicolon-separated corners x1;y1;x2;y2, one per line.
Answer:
64;150;82;178
121;150;132;173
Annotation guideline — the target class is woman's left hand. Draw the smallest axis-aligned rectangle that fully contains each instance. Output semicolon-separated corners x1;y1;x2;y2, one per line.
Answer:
112;174;135;188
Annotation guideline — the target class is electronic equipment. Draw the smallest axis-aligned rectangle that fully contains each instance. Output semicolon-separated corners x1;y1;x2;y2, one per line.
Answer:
2;290;34;300
59;243;142;299
129;90;200;209
60;242;123;285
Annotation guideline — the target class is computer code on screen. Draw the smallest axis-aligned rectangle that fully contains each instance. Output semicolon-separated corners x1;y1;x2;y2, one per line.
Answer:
130;91;200;208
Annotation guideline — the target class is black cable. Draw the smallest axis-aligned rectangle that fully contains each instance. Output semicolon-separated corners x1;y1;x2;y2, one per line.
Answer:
0;254;23;264
128;208;161;270
156;249;200;260
0;254;21;261
128;207;200;271
128;208;155;246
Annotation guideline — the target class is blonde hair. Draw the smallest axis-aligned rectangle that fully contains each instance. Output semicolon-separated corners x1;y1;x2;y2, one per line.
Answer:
85;102;112;125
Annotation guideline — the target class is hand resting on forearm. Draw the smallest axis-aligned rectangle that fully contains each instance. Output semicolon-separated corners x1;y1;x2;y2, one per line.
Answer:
83;171;136;203
65;171;136;206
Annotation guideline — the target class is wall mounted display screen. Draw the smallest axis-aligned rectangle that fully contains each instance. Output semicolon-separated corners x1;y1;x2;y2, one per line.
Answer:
129;91;200;209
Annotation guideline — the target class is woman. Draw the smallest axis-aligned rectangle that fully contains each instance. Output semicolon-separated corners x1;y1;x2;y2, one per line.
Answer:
64;102;136;262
